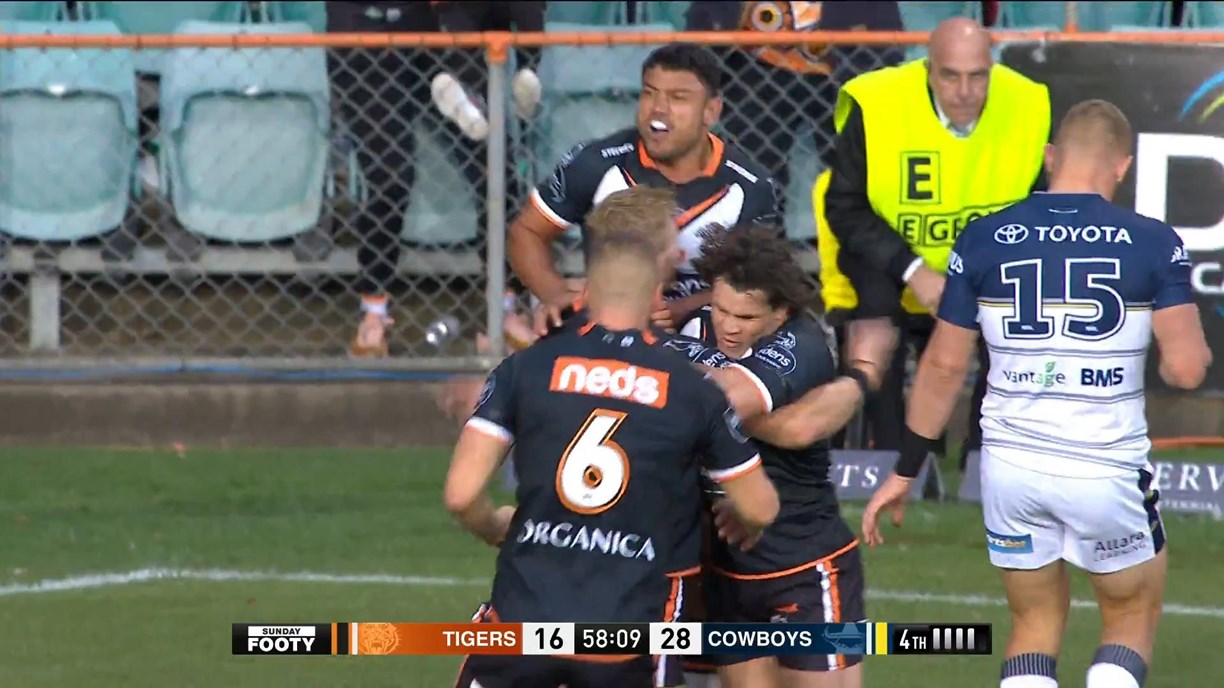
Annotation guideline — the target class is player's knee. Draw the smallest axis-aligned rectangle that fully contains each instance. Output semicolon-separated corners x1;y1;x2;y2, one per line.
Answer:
999;653;1058;688
1086;645;1147;688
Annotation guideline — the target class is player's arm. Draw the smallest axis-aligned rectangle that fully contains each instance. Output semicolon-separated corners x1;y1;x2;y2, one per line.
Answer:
1152;235;1213;389
443;360;518;546
508;142;598;309
895;242;981;480
746;319;895;448
703;365;772;420
697;387;780;535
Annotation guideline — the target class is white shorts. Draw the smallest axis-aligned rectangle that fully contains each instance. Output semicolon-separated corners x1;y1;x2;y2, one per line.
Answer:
980;448;1166;574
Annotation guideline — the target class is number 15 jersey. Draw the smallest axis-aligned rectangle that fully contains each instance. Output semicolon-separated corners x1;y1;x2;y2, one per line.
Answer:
468;323;763;624
939;192;1194;476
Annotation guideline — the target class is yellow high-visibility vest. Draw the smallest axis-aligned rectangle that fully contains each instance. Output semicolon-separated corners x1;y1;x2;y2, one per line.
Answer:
818;59;1049;314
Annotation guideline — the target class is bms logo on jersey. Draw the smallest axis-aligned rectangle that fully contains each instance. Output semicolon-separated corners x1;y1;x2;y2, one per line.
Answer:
1080;367;1125;387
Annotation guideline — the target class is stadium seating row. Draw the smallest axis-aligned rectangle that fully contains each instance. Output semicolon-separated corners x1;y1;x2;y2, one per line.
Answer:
0;18;337;246
0;1;1215;252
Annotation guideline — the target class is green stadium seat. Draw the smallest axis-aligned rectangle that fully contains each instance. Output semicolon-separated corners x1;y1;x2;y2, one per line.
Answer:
546;1;626;26
996;1;1072;30
782;140;824;243
257;1;326;33
400;124;480;246
899;2;982;61
636;1;690;29
0;20;139;242
77;2;247;73
0;1;68;21
1079;1;1174;32
535;22;671;240
1184;2;1224;27
159;20;331;243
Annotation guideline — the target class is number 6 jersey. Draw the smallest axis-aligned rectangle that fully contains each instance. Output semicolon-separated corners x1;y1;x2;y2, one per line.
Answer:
939;191;1194;476
467;322;763;623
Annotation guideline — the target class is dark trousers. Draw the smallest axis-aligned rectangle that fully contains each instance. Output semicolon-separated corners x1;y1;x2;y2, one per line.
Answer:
326;3;534;294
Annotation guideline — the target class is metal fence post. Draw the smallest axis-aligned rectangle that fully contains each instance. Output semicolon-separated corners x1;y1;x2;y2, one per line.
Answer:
484;35;510;358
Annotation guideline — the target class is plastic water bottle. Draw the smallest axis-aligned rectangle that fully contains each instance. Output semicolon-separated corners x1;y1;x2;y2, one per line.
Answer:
424;315;461;349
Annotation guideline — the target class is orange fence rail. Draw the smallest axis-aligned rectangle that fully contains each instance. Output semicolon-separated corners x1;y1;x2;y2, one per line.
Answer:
2;29;1224;53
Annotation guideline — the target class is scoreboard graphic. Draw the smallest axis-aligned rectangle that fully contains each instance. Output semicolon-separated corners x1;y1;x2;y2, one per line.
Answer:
233;622;993;657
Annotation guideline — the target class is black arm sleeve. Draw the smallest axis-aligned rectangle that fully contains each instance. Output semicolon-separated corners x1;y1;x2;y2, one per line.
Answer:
824;101;921;284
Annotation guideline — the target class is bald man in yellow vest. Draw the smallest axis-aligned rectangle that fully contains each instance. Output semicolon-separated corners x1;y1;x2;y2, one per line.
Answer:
817;18;1050;462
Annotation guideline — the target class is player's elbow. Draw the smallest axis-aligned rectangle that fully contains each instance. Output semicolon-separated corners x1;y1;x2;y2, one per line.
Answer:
443;482;478;517
927;348;971;380
1161;349;1212;390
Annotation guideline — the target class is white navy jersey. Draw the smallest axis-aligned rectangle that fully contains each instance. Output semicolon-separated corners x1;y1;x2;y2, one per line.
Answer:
529;127;782;300
940;192;1194;475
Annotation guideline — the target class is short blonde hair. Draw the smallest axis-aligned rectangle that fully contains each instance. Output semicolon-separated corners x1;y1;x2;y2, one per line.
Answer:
1056;99;1134;158
584;186;677;258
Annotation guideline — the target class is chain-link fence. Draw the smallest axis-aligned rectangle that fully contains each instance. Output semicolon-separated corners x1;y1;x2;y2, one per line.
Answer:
2;27;1063;370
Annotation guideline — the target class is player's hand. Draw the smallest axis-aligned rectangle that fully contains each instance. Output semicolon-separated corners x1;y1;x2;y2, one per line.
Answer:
861;473;913;547
532;290;580;337
907;265;946;312
487;505;517;547
712;498;763;551
650;294;676;332
845;317;898;390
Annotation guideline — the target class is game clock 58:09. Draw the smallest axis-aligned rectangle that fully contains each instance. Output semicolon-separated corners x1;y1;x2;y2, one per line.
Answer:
574;623;648;654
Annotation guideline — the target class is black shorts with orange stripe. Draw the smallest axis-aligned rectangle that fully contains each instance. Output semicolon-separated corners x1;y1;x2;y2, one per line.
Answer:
706;543;866;672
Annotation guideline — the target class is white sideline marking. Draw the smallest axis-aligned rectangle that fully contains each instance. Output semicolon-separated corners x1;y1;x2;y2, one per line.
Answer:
0;568;1221;620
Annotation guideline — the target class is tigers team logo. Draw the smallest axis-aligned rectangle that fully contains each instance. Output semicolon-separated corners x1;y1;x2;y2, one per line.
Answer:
357;623;400;655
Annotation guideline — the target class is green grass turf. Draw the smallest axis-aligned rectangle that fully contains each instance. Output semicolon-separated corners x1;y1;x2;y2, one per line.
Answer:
0;447;1221;687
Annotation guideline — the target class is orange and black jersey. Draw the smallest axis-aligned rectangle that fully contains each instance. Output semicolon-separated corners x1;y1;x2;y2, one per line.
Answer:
542;306;734;581
529;127;781;300
660;315;857;577
468;323;762;623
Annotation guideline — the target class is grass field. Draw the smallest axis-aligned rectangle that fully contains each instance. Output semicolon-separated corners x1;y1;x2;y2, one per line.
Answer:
1;446;1221;687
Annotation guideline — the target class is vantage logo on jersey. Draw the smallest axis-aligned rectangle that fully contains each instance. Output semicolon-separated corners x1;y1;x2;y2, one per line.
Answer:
1001;361;1066;387
233;624;334;655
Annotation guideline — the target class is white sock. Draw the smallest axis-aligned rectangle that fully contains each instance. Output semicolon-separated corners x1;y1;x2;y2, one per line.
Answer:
1000;676;1057;688
684;672;721;688
1087;663;1140;688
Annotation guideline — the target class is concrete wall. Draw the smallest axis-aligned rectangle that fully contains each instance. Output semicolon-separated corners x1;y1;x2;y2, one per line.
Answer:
1;381;1221;449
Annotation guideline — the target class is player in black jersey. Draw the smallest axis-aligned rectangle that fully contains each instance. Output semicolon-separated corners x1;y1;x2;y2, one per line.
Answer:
446;228;780;688
666;225;887;688
507;42;781;337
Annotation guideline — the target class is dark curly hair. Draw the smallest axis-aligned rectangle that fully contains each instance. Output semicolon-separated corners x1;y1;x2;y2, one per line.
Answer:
693;224;813;312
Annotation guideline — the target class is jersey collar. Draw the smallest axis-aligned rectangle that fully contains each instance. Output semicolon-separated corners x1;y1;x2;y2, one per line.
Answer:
577;320;659;346
638;133;725;179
